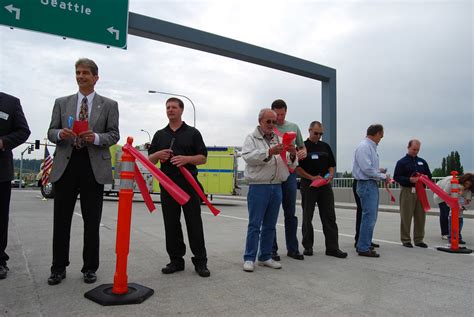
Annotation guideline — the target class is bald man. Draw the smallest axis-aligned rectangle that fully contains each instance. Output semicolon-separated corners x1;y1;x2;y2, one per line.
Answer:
394;140;432;248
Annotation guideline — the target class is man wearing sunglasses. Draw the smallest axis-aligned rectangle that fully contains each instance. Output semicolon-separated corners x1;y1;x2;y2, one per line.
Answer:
270;99;307;261
296;121;347;258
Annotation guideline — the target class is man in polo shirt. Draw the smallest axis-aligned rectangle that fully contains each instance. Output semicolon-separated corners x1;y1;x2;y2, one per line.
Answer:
148;97;210;277
296;121;347;258
393;139;432;248
271;99;307;260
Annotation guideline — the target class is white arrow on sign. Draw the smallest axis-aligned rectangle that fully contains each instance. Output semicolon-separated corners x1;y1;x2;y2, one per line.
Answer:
107;26;120;41
5;4;20;20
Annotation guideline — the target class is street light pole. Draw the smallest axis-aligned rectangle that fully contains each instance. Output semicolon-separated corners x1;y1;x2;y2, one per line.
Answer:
140;129;151;142
148;90;196;127
19;146;29;189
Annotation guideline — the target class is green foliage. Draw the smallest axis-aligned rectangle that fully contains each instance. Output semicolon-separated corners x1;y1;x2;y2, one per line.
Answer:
13;159;43;174
435;151;464;176
342;171;352;178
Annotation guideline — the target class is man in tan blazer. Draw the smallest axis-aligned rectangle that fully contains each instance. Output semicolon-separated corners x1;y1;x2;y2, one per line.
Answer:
47;58;119;285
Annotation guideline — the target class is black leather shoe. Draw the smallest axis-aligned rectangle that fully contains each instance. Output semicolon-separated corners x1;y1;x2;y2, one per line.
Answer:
195;265;211;277
415;242;428;248
48;270;66;285
271;252;281;261
0;265;9;279
287;251;304;260
371;242;380;248
303;249;313;256
357;250;380;257
161;263;184;274
459;240;466;245
325;249;348;258
83;271;97;284
402;242;413;248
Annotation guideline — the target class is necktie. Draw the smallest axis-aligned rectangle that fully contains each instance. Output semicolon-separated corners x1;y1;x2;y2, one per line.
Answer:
79;97;88;121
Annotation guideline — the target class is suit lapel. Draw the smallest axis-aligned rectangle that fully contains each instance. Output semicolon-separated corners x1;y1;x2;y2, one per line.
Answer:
89;93;104;130
66;95;78;127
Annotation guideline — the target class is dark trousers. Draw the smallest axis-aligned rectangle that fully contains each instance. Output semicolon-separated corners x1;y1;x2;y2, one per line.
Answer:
353;180;362;243
51;148;104;273
300;179;339;251
160;174;207;267
439;202;450;236
0;181;12;266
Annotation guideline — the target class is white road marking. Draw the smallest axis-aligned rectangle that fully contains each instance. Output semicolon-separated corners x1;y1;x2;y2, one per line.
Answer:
203;211;474;256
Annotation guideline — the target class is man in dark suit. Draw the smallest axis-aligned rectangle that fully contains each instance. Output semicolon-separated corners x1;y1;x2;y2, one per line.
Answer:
0;92;31;279
47;58;119;285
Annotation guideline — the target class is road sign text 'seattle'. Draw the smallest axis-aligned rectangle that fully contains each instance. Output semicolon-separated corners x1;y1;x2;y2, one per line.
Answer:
0;0;129;48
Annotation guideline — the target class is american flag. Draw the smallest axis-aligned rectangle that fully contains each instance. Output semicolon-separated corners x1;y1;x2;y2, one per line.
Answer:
41;146;53;186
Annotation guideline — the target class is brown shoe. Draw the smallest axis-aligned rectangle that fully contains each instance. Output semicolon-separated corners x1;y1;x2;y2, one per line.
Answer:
357;250;380;257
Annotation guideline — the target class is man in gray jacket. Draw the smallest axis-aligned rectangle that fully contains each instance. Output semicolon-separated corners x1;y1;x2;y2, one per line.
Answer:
241;108;297;272
46;58;119;285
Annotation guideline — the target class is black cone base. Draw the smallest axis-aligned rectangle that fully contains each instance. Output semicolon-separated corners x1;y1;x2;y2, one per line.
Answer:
437;246;472;254
84;283;154;306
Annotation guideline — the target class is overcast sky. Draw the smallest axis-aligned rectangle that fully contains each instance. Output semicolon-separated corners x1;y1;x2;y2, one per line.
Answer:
1;0;472;174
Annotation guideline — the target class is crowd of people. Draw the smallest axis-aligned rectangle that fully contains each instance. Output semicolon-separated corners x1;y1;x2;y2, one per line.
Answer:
0;58;471;282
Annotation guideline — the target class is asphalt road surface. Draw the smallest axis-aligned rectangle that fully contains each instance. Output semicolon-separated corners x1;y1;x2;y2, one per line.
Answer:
1;189;472;316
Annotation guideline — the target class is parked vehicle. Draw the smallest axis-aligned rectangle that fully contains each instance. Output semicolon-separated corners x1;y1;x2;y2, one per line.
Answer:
39;144;241;200
11;179;25;188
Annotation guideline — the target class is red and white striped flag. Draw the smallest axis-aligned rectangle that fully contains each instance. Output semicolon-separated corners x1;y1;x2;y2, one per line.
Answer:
41;146;53;186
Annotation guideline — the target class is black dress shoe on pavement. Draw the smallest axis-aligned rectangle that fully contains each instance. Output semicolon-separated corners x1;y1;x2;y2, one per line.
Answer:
415;242;428;248
402;242;413;248
325;249;348;258
303;249;313;256
161;263;185;274
47;270;66;285
83;271;97;284
0;265;9;279
271;252;281;261
195;265;211;277
371;242;380;248
357;250;380;257
287;251;304;260
459;240;466;245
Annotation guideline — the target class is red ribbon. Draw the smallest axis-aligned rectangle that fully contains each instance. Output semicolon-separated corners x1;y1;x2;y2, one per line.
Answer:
134;164;156;213
178;166;220;216
416;174;457;210
123;144;190;206
415;180;430;211
385;180;396;203
310;178;329;188
274;130;297;172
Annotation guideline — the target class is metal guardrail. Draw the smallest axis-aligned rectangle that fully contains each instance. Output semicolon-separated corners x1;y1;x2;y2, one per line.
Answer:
332;177;444;189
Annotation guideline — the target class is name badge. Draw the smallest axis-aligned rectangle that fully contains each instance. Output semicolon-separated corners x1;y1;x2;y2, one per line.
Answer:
0;111;9;120
417;161;424;165
311;154;319;159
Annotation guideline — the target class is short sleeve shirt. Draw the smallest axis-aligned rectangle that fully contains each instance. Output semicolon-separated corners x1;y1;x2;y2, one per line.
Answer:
275;120;304;148
148;122;207;177
298;139;336;179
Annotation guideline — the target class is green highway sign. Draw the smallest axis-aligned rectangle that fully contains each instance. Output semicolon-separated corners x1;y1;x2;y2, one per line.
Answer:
0;0;129;48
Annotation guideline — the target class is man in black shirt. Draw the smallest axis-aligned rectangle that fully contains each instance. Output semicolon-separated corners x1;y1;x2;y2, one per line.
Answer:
148;97;210;277
296;121;347;258
393;139;432;248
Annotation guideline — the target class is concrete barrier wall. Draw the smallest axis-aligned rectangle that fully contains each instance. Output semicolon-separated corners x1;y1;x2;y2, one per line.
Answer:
239;186;439;208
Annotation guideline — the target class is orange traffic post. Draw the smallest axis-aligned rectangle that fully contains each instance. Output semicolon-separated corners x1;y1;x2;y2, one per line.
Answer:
449;171;460;250
85;137;155;305
437;171;472;254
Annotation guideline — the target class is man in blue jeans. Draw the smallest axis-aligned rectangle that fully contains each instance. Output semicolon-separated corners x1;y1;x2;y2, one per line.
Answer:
271;99;307;260
352;124;390;257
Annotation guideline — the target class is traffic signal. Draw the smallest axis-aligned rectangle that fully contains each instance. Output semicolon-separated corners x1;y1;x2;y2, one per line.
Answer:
28;144;34;154
35;140;40;149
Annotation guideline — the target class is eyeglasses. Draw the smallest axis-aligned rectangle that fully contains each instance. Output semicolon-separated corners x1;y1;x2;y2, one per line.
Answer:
313;132;324;136
265;120;277;124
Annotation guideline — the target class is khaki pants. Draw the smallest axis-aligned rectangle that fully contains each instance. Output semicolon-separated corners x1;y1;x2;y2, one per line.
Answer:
399;186;426;243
